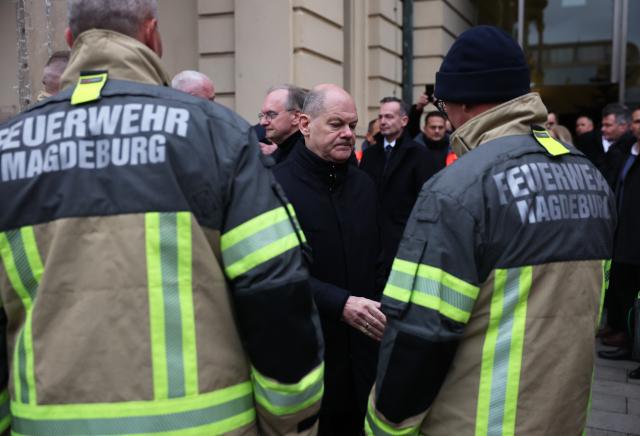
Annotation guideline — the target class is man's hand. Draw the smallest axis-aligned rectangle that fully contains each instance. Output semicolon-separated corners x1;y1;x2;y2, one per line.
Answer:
415;93;429;111
342;296;387;341
259;142;278;155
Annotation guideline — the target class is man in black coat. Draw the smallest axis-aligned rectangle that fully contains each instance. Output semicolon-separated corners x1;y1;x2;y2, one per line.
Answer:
360;97;433;276
273;84;386;435
599;107;640;361
414;110;455;176
258;84;307;163
575;103;635;181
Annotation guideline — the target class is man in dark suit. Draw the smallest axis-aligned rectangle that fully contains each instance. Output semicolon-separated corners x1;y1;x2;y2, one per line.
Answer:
575;103;635;180
258;84;307;163
360;97;433;276
598;106;640;358
273;84;386;435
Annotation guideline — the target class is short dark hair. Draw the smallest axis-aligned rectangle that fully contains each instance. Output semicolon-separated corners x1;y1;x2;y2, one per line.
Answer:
602;103;631;125
424;110;446;125
380;96;409;117
367;118;378;134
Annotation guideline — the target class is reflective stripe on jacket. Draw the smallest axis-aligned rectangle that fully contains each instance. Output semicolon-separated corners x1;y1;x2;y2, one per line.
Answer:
367;93;616;436
0;29;323;436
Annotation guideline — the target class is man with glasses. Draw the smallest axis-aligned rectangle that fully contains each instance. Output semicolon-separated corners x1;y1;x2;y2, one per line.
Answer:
366;26;615;435
259;84;307;163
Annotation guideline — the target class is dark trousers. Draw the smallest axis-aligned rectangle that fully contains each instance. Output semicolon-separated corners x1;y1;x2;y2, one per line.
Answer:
607;262;640;334
318;333;378;436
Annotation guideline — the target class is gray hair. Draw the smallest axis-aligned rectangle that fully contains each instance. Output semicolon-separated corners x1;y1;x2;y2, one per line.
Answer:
302;89;326;119
67;0;158;38
171;70;211;91
380;96;410;117
267;84;307;112
602;103;631;125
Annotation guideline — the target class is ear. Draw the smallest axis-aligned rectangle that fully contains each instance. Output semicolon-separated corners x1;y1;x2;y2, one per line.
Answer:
400;114;409;128
299;114;311;136
141;18;163;57
65;27;74;48
291;110;302;126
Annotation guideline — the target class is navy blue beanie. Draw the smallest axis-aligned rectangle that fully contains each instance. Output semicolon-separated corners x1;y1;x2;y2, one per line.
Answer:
435;26;530;103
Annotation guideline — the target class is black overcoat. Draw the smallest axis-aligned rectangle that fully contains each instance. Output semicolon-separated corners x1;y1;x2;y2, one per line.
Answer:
607;141;640;264
273;143;385;425
359;132;433;274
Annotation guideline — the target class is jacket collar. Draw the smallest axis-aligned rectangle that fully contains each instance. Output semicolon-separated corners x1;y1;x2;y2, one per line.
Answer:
372;131;415;179
293;142;349;191
373;131;415;152
449;93;547;158
279;130;303;153
60;29;171;90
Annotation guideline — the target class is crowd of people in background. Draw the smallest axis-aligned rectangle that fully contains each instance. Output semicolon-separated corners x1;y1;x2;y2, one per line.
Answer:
0;3;637;433
26;31;640;399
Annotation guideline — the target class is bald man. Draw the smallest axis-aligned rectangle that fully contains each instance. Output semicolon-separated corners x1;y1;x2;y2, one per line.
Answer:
171;70;215;101
36;50;70;102
273;84;386;435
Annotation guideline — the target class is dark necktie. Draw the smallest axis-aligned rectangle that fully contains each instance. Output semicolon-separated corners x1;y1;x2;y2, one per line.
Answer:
384;144;393;162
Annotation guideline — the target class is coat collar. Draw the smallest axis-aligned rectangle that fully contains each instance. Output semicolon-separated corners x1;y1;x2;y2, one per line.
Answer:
373;131;416;179
449;93;547;158
60;29;171;90
293;142;349;191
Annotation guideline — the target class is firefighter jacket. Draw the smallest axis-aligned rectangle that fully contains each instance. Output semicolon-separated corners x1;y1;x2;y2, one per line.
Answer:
0;29;324;435
366;93;616;436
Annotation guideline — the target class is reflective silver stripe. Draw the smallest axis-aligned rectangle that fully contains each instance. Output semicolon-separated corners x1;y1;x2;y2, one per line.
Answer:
12;392;255;436
253;376;323;413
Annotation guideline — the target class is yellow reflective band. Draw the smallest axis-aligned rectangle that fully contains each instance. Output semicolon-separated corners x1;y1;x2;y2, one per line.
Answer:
389;258;418;276
410;292;471;324
71;72;108;105
382;284;411;303
391;258;479;299
0;232;32;309
476;267;531;436
176;212;198;396
253;364;323;394
384;258;479;323
225;233;299;280
416;264;479;300
221;207;290;251
502;267;530;433
0;228;42;406
475;270;505;436
11;383;255;436
252;364;324;416
598;259;612;325
11;381;252;420
286;203;307;243
365;398;419;436
532;127;570;156
145;212;169;400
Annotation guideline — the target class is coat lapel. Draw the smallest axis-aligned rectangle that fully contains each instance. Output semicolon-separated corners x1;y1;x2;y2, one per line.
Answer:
383;135;412;182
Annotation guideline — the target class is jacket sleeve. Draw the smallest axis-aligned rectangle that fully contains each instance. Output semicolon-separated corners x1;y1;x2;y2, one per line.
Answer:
308;277;350;321
219;129;324;435
366;190;481;435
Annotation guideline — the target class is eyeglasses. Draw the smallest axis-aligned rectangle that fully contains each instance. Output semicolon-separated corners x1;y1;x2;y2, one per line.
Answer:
258;109;294;122
433;98;447;118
